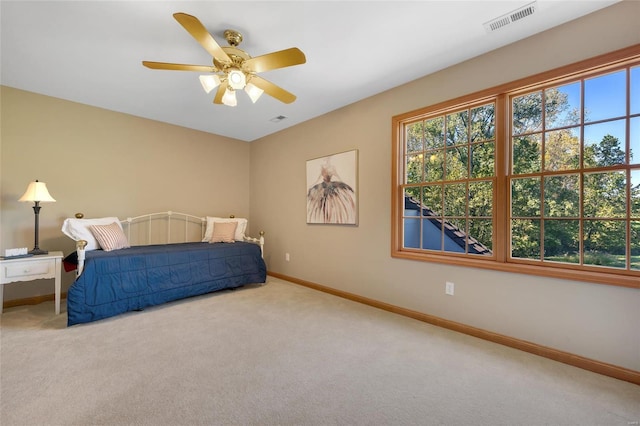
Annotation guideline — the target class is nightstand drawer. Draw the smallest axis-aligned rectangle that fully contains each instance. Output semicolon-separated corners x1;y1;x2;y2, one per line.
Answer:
4;261;53;280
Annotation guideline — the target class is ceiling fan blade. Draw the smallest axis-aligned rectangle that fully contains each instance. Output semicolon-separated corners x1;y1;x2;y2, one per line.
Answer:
213;81;229;104
142;61;217;72
243;48;306;73
250;76;296;104
173;12;232;64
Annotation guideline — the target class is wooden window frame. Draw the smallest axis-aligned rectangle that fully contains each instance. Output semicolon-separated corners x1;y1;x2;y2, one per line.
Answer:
391;44;640;289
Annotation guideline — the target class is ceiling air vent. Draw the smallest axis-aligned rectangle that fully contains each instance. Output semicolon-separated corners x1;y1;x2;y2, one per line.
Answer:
483;1;537;33
270;115;287;123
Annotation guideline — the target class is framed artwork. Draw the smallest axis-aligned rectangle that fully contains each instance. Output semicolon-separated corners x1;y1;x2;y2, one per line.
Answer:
306;149;358;225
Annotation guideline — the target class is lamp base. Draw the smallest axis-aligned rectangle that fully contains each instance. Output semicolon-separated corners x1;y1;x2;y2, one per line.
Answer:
29;248;49;255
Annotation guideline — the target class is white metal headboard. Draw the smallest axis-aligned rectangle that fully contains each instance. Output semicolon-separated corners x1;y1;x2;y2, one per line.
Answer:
120;211;206;246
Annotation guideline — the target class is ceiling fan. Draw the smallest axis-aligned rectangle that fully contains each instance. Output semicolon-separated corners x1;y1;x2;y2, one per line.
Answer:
142;12;306;106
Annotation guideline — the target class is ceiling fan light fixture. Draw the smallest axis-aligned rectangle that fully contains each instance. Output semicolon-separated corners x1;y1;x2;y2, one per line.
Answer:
199;74;221;93
244;83;264;103
222;88;237;107
227;69;246;90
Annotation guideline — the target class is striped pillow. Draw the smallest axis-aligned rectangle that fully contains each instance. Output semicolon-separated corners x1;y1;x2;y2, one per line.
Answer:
89;222;130;251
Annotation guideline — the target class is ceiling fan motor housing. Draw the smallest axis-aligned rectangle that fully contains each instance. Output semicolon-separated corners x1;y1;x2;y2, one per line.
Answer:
223;29;243;47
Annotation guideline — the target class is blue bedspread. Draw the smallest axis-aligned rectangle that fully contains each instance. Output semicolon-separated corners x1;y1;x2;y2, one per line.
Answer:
67;242;266;325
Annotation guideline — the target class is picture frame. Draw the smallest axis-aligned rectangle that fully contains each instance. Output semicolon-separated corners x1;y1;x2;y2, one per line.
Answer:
306;149;358;225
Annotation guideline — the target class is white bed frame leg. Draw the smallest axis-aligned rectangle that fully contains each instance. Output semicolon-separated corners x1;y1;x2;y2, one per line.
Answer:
76;240;87;277
243;231;265;258
259;231;265;258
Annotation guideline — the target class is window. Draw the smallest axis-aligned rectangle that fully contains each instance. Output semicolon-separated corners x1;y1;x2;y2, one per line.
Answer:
510;70;640;270
403;101;496;256
392;45;640;287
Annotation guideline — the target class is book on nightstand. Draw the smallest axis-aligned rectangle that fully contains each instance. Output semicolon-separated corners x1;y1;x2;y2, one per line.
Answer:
0;254;35;260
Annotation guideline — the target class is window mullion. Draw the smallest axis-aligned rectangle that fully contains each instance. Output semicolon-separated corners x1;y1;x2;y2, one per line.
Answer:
495;94;508;262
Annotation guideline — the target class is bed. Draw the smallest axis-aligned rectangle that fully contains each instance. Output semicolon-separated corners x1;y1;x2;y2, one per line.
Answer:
62;211;266;326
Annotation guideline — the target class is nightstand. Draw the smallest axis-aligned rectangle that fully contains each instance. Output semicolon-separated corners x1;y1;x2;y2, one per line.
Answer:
0;251;63;314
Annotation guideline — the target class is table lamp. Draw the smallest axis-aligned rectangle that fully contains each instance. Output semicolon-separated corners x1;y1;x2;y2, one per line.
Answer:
18;180;56;255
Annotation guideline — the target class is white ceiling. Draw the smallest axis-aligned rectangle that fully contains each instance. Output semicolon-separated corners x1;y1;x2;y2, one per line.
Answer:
1;1;619;142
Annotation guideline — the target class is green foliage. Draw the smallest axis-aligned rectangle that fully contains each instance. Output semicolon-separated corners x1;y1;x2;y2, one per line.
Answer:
446;111;468;146
422;185;442;216
544;129;580;171
469;181;493;217
424;117;445;150
446;147;468;180
509;82;634;267
512;92;543;135
471;142;494;178
543;220;579;259
470;104;495;142
406;154;423;184
406;122;424;153
583;251;625;268
544;174;579;218
513;135;541;174
545;252;632;269
469;219;493;250
444;183;466;216
595;134;626;165
511;219;540;259
511;178;541;217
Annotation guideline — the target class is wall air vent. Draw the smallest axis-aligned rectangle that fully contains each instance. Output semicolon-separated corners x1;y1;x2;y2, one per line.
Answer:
483;1;537;33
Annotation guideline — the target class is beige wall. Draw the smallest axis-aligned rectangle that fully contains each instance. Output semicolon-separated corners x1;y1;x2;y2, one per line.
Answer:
1;87;251;299
250;1;640;371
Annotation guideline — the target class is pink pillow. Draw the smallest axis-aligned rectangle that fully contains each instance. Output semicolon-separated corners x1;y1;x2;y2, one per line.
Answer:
209;222;237;243
89;222;130;251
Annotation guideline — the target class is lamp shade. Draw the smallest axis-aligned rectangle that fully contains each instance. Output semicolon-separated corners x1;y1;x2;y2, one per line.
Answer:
199;74;221;94
244;83;264;103
221;88;238;107
18;180;56;203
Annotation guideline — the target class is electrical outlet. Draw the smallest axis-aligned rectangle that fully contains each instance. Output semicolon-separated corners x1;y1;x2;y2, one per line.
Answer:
285;253;290;262
445;281;455;296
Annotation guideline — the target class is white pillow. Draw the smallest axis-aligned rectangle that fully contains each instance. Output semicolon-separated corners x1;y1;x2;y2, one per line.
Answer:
202;217;247;242
61;217;124;251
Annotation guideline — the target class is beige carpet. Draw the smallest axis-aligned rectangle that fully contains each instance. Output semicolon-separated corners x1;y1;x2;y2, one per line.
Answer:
1;277;639;425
